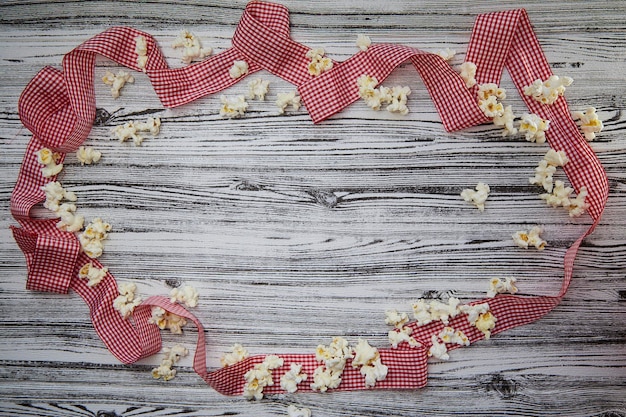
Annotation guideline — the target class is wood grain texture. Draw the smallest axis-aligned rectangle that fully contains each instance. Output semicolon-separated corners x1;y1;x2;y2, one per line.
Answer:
0;1;625;416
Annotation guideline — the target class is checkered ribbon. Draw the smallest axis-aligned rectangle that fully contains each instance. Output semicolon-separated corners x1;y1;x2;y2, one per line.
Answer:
10;2;608;396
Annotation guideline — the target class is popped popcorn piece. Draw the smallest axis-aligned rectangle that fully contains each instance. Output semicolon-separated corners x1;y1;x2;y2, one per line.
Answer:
567;186;589;217
543;149;569;167
315;336;353;374
386;85;411;115
78;262;108;287
388;326;420;348
42;181;77;212
540;180;573;208
351;338;379;368
477;83;506;101
220;94;249;118
243;355;284;400
478;95;504;118
519;113;550;143
113;282;142;319
112;117;161;146
135;35;148;71
276;91;301;114
76;146;102;165
151;344;189;381
220;343;249;367
474;311;496;339
487;277;518;298
148;306;188;334
229;60;249;79
572;106;603;141
438;326;470;346
512;226;546;250
287;405;312;417
458;62;477;88
135;117;161;136
247;78;270;100
170;285;199;308
356;34;372;51
56;202;85;232
461;182;490;212
78;236;105;259
35;148;63;178
493;105;518;136
459;302;490;326
427;334;449;360
306;47;333;76
82;217;111;240
78;217;112;258
359;356;388;388
310;365;342;392
171;29;212;64
384;309;409;329
280;363;308;393
102;70;134;98
436;48;456;61
356;74;410;114
411;297;461;326
529;160;557;192
524;75;573;105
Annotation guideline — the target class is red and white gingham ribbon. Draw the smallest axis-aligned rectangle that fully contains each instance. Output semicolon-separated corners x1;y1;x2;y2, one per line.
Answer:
10;2;608;395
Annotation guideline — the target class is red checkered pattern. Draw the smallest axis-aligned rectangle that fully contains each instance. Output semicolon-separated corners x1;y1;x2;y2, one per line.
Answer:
9;2;608;396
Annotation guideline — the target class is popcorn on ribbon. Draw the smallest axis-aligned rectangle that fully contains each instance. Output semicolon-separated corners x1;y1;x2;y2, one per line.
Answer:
243;355;284;400
306;47;333;76
512;226;546;250
280;363;308;393
572;106;603;141
519;113;550;143
459;302;496;339
113;282;142;319
287;405;312;417
78;217;112;258
171;29;212;64
220;95;249;118
436;48;456;61
351;338;388;388
152;344;189;381
388;326;420;348
78;262;108;287
461;182;490;212
76;146;102;165
43;181;77;213
458;62;477;88
428;326;471;360
112;117;161;146
356;34;371;51
493;105;518;136
148;306;188;334
229;60;249;79
356;75;411;114
220;343;249;367
487;277;518;298
56;202;85;232
135;35;148;71
411;297;461;326
276;91;301;114
247;78;270;100
524;75;573;105
102;70;134;99
35;148;63;178
311;336;353;392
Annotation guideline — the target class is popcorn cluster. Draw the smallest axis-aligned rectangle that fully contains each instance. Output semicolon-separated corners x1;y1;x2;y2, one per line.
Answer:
220;95;249;118
458;62;477;88
412;297;461;326
461;182;490;212
78;217;112;258
276;91;301;114
356;75;411;115
524;75;573;105
112;117;161;146
135;35;148;71
312;336;353;392
280;363;308;393
171;29;212;64
512;226;546;250
356;34;371;51
519;113;550;143
78;262;108;287
306;47;333;76
351;338;388;388
170;285;199;308
151;344;189;381
460;302;496;339
573;106;603;141
287;405;312;417
487;277;518;298
113;282;142;319
35;148;63;178
220;343;250;367
229;60;249;79
76;146;102;165
149;306;188;334
43;181;77;213
102;70;134;98
385;309;420;348
243;355;284;400
428;326;470;360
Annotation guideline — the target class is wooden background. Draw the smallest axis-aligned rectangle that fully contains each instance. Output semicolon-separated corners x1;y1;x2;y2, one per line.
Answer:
1;1;625;416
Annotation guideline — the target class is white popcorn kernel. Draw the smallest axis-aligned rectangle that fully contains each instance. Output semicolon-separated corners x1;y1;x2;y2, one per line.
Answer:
487;277;518;298
411;299;433;326
113;282;142;319
572;106;603;141
280;363;308;393
315;336;353;374
519;113;550;143
310;366;341;392
229;60;249;79
540;180;573;208
360;357;388;388
529;160;557;192
356;34;372;51
460;302;490;326
220;94;249;118
458;62;477;89
351;339;388;387
152;344;189;381
171;29;212;64
351;338;378;368
438;326;470;346
524;75;573;105
56;203;85;232
386;85;411;115
135;117;161;136
170;285;199;308
276;91;301;114
35;148;63;178
42;181;76;212
461;182;490;212
493;105;518;136
306;47;333;76
477;83;506;101
567;186;589;217
478;95;504;118
220;343;249;367
76;146;102;166
78;262;108;287
102;70;134;99
436;48;456;61
79;218;112;258
512;226;546;250
428;335;449;360
247;78;270;100
543;149;569;167
243;355;284;400
388;327;420;349
474;311;497;339
148;306;188;334
112;122;143;146
385;309;409;329
79;235;104;259
135;35;148;71
287;405;312;417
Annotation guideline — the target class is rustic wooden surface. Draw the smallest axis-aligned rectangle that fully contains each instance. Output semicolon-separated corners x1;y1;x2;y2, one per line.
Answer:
1;1;625;416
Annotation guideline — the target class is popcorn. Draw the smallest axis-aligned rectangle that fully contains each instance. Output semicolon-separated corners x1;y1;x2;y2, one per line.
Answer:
151;344;189;381
540;180;573;208
474;311;496;339
356;75;410;114
315;336;353;374
411;297;461;326
135;117;161;136
171;29;212;64
78;217;112;258
436;48;456;61
572;106;603;141
276;91;301;114
487;277;518;298
543;149;569;167
306;47;333;76
437;326;470;346
477;83;506;101
112;117;161;146
386;85;411;115
512;226;546;250
519;113;550;143
247;78;270;100
76;146;102;165
356;34;372;51
149;306;188;334
388;326;420;348
280;363;308;393
458;62;477;88
567;186;589;217
35;148;63;178
478;95;504;118
170;285;199;308
459;302;490;326
310;365;341;392
243;355;284;400
56;202;85;232
529;160;557;192
220;343;249;367
384;309;409;329
287;405;312;417
102;70;134;98
135;35;148;71
493;105;518;136
113;282;142;319
42;181;77;212
229;60;249;79
524;75;573;105
220;95;249;118
428;334;449;360
78;262;108;287
461;182;490;212
350;339;388;387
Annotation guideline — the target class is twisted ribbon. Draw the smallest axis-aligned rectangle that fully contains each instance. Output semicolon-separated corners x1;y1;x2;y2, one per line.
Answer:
10;1;608;395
